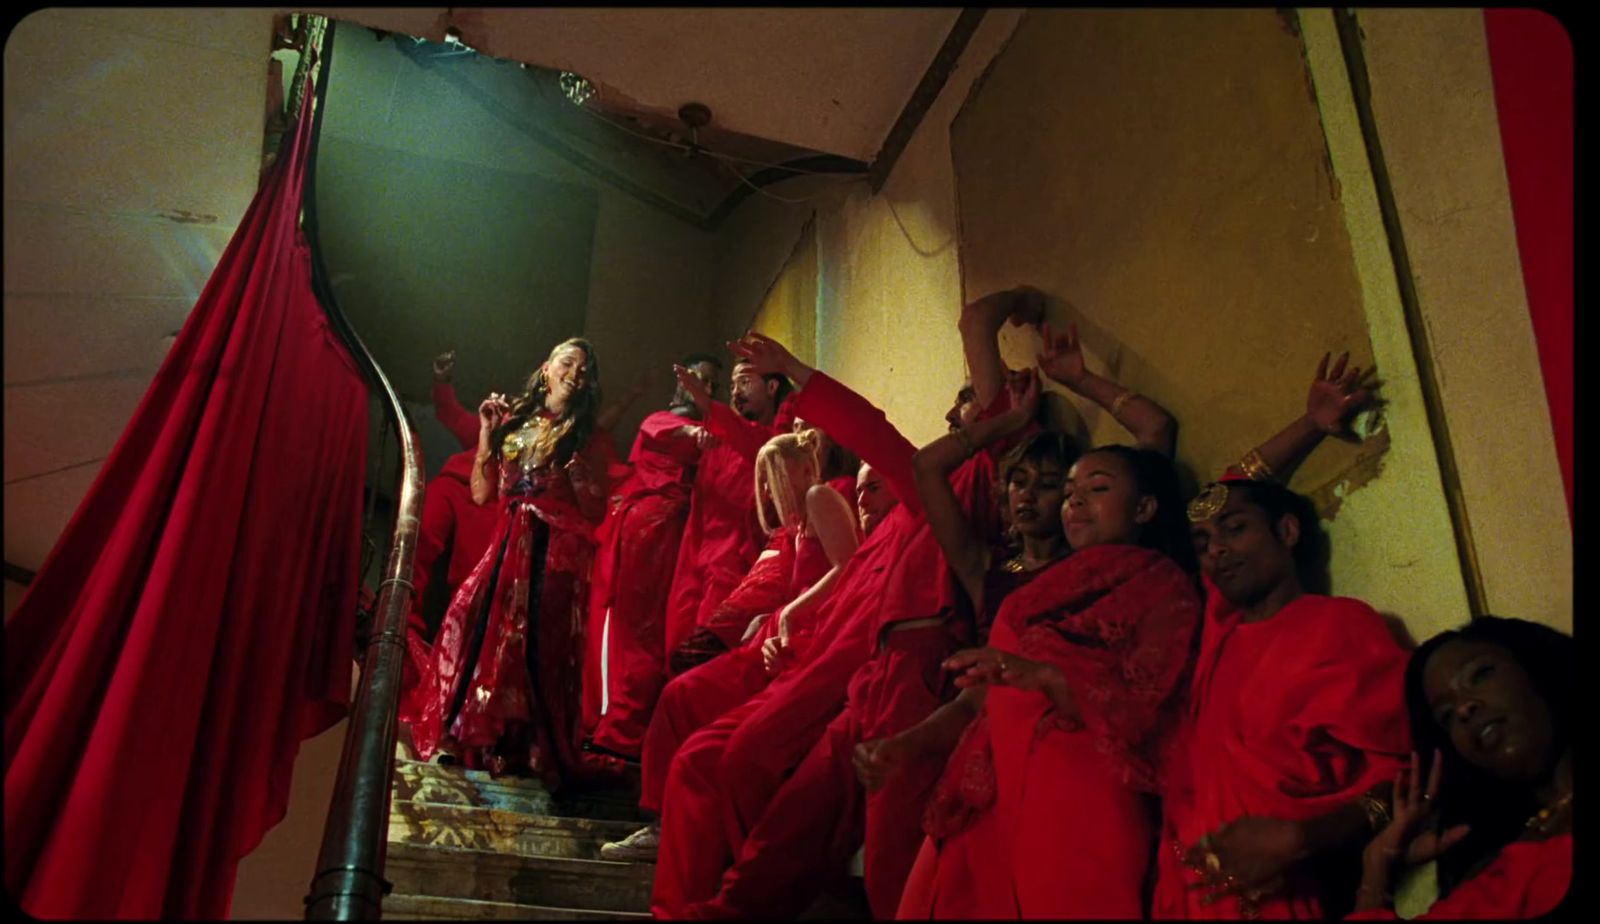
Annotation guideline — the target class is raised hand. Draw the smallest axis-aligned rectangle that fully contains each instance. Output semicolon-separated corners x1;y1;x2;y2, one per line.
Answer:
727;331;797;378
1366;750;1472;870
1037;321;1089;389
477;392;510;431
1307;352;1376;435
433;350;457;382
672;364;714;417
1003;367;1043;428
1003;286;1048;328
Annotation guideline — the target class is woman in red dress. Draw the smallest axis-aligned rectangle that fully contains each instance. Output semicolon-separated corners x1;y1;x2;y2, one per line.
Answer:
897;433;1202;918
1349;616;1572;920
403;337;613;789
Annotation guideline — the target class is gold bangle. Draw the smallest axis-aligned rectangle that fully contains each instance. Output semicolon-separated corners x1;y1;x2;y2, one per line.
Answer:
1239;447;1275;482
1109;389;1137;417
953;427;976;458
1361;794;1393;831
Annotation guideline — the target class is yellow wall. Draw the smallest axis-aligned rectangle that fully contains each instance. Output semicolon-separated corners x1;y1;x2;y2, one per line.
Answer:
748;219;819;366
717;8;1570;643
1352;9;1571;632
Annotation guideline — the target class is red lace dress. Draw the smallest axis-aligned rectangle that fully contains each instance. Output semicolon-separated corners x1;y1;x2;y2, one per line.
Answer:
899;544;1201;919
403;414;609;789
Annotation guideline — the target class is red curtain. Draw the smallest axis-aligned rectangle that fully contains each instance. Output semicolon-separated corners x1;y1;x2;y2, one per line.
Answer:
1483;9;1573;523
4;73;368;918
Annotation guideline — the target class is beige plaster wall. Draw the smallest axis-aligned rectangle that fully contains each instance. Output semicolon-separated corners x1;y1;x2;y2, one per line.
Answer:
1353;8;1571;632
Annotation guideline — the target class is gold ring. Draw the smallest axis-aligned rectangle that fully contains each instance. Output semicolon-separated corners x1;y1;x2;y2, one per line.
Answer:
1204;850;1222;874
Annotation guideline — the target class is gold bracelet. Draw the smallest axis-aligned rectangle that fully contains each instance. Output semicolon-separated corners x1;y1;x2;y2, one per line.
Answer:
1361;793;1393;831
953;426;976;458
1239;447;1275;482
1109;389;1137;417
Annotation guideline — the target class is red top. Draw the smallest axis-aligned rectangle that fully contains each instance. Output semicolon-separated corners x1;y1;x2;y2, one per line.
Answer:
1348;834;1571;920
1154;586;1412;919
620;409;701;498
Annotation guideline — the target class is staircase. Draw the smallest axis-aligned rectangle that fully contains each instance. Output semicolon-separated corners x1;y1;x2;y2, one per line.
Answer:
383;758;655;920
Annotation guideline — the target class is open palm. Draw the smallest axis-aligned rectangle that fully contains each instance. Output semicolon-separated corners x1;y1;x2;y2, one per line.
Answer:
1307;351;1375;434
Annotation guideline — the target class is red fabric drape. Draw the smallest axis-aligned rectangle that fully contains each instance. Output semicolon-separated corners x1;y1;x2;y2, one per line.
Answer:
1483;9;1573;522
4;73;368;919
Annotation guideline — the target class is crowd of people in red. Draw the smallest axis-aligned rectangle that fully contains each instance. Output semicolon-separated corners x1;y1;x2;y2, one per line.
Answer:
395;288;1571;920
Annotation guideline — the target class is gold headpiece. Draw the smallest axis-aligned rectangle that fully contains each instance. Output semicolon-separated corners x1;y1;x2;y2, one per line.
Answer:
1187;482;1229;523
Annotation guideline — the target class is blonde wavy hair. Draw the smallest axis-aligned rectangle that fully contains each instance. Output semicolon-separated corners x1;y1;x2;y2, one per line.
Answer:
754;428;824;535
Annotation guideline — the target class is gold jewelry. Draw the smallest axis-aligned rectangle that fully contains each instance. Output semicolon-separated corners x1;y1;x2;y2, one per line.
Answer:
1526;791;1573;832
1109;389;1137;416
1203;850;1222;875
1361;793;1393;831
1187;482;1230;523
1239;447;1275;482
953;426;976;458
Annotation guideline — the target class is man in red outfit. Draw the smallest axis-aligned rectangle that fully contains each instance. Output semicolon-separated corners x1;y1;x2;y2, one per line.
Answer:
659;291;1049;919
580;355;721;762
659;359;794;669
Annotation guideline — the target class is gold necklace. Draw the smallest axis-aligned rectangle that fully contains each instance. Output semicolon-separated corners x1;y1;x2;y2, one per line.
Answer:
1525;791;1573;832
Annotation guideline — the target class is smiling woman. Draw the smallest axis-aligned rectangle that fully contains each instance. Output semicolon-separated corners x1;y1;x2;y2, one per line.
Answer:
401;337;625;789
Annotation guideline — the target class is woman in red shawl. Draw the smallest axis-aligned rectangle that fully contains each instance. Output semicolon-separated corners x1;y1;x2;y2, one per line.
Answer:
404;337;613;789
896;429;1202;918
1348;616;1571;920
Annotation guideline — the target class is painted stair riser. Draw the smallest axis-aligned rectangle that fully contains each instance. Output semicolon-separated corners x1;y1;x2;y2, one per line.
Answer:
388;801;643;862
385;845;653;913
382;894;650;921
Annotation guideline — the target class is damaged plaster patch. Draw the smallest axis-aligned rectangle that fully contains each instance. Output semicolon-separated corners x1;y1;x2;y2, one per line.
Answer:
1306;425;1390;521
157;209;218;224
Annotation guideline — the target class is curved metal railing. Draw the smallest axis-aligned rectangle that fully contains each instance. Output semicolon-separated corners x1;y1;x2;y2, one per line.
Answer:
292;17;425;919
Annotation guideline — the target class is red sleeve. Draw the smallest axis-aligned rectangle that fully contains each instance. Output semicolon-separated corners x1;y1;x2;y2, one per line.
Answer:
432;381;479;451
705;402;775;461
407;473;458;636
1350;836;1571;920
699;532;794;648
791;372;920;517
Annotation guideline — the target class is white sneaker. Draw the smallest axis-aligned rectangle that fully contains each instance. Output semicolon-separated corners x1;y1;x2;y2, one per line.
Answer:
600;824;660;862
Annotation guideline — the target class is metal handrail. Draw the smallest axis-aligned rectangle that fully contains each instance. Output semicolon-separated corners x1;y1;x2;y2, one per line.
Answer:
294;18;426;919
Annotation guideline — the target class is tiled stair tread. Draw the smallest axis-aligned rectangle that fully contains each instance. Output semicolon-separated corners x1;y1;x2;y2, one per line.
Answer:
388;800;644;861
385;842;654;913
383;894;650;921
394;759;644;823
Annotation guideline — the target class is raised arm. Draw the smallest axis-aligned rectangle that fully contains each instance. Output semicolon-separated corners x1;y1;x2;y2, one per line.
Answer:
432;350;481;451
595;370;652;434
730;332;922;514
959;286;1046;410
469;392;509;506
914;370;1041;610
1038;321;1177;457
1227;351;1375;481
672;364;772;460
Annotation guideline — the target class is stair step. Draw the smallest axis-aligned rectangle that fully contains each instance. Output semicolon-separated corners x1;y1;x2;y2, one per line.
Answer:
383;894;650;921
385;842;654;913
394;759;644;823
389;800;644;861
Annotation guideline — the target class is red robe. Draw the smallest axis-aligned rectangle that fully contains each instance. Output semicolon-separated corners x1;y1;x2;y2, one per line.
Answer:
681;388;1025;919
897;544;1201;918
1152;585;1411;919
1347;834;1570;920
640;525;832;813
402;420;614;789
657;374;1026;917
581;410;700;758
661;399;795;661
400;450;500;699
